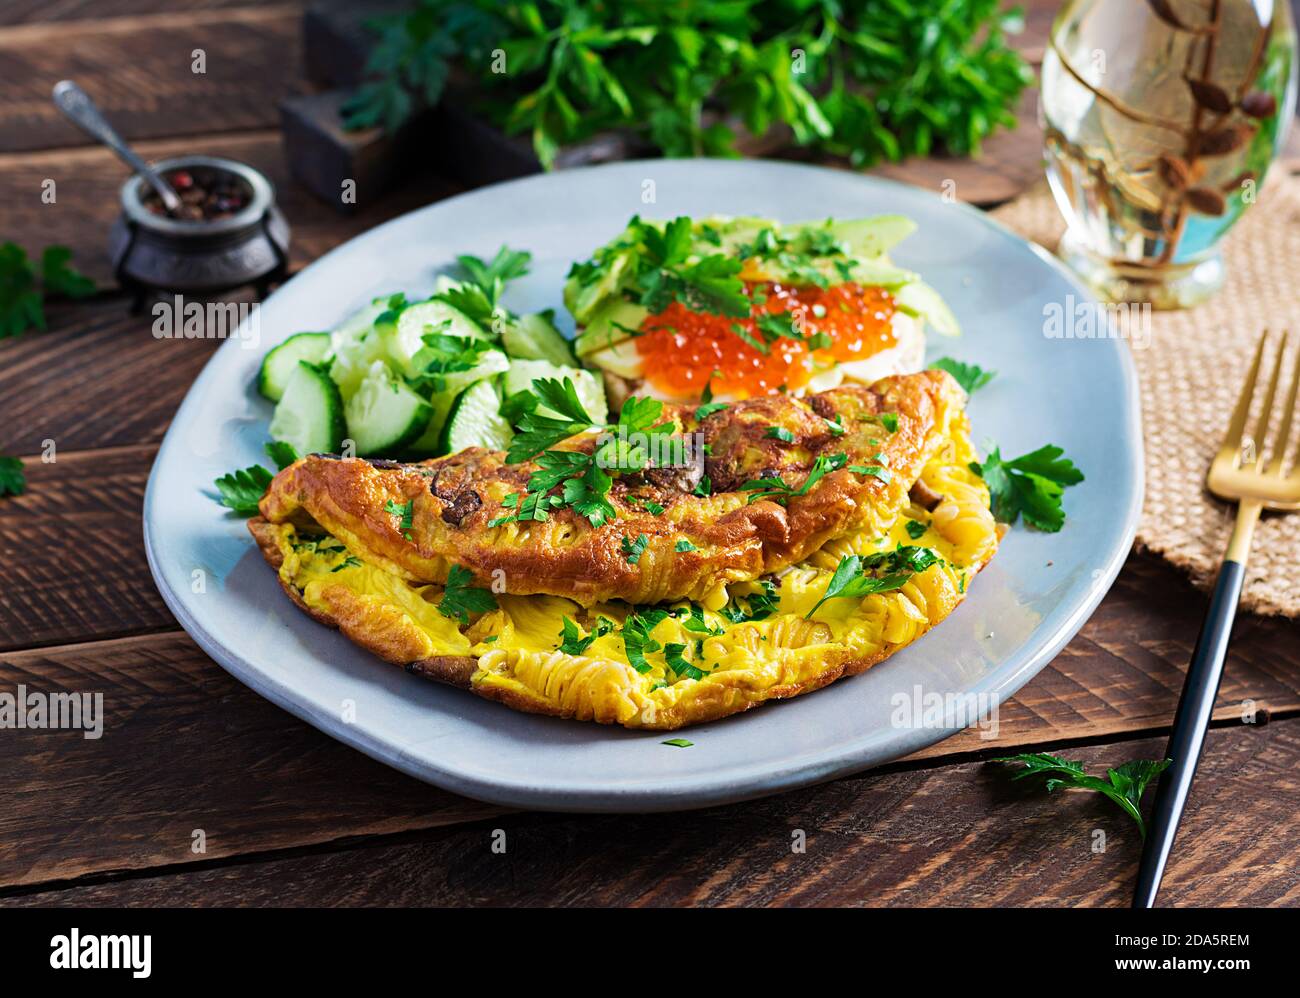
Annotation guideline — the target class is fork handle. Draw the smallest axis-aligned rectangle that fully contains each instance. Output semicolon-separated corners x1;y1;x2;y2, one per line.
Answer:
1132;556;1246;908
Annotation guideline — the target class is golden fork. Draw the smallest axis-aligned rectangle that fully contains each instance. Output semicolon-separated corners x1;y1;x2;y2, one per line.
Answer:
1134;330;1300;907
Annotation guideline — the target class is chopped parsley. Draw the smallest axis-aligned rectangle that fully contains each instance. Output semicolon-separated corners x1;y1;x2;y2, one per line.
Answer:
848;463;892;483
719;579;780;623
437;564;499;625
558;616;615;655
741;452;847;504
877;413;899;433
626;494;666;515
621;609;670;673
970;443;1084;533
694;401;729;420
905;519;928;539
383;498;414;538
663;642;707;681
621;533;650;564
804;555;913;619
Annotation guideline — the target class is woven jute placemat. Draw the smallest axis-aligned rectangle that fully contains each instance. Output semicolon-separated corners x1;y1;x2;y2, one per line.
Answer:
991;175;1300;617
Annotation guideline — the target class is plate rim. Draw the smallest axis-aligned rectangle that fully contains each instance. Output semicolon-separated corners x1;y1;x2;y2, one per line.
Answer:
143;158;1144;812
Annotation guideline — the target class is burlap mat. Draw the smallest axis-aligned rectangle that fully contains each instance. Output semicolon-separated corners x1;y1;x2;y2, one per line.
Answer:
991;175;1300;617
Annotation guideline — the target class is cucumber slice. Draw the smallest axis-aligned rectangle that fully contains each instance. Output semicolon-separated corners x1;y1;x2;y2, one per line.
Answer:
440;379;514;454
269;361;346;455
426;347;511;399
389;299;491;376
258;332;331;402
403;390;457;457
344;363;435;456
329;329;390;401
503;359;608;423
502;311;577;366
334;297;393;342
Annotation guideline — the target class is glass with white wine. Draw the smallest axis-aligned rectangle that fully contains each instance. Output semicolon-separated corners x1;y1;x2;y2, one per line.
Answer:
1041;0;1297;308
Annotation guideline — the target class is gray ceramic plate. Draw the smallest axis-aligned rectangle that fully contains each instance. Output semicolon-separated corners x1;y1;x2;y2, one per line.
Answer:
144;159;1142;812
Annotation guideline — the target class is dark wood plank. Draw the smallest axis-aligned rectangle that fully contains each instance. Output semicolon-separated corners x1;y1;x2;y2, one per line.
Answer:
6;720;1295;906
0;633;503;888
0;299;225;455
0;2;303;26
0;7;304;153
0;130;461;286
0;546;1297;887
0;446;174;650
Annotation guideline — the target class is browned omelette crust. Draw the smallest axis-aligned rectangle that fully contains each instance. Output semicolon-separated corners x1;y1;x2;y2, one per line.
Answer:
258;371;964;606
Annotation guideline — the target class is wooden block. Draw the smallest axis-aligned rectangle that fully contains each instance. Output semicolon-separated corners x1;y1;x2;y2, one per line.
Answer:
279;89;423;212
302;0;409;89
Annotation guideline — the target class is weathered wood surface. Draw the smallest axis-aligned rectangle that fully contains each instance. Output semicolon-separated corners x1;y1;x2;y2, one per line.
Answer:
0;6;306;153
3;0;1298;908
6;722;1297;907
0;548;1296;889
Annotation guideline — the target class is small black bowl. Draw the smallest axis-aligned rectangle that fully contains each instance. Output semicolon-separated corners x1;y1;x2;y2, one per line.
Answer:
109;155;291;299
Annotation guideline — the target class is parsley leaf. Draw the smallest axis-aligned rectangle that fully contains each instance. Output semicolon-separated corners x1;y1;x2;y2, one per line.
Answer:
621;609;669;673
437;564;498;625
214;464;273;517
993;753;1171;839
383;498;414;536
930;357;996;394
0;455;25;497
1;242;95;338
621;533;650;564
971;444;1084;532
265;440;299;470
455;245;530;309
558;615;614;655
694;401;729;421
905;519;928;540
805;555;912;619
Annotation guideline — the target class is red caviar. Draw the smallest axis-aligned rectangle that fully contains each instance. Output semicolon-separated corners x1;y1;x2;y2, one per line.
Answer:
636;282;897;399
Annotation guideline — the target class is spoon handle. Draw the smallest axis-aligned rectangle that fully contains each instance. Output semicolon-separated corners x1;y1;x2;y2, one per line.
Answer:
51;80;182;213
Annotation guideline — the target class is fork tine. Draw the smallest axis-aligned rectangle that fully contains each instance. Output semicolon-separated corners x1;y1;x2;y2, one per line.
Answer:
1268;334;1300;477
1219;331;1268;465
1252;331;1288;468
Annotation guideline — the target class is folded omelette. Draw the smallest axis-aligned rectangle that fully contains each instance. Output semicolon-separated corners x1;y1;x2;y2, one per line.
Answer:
250;371;999;729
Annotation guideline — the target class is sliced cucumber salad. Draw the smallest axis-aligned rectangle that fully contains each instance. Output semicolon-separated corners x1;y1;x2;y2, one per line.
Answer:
256;247;605;460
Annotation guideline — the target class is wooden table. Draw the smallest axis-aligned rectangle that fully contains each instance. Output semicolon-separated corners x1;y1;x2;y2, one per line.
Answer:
2;1;1298;909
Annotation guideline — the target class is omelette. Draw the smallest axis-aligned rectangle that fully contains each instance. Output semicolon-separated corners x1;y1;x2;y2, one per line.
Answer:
249;370;1000;729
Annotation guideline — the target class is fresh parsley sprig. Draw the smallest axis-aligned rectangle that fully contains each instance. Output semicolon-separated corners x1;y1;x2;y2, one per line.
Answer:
804;554;913;619
437;564;498;625
1;243;96;338
0;454;25;497
993;753;1171;839
213;441;299;516
343;1;1030;172
970;444;1084;533
930;357;996;393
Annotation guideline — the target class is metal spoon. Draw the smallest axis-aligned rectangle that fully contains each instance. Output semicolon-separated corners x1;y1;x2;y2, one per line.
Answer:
51;79;183;215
